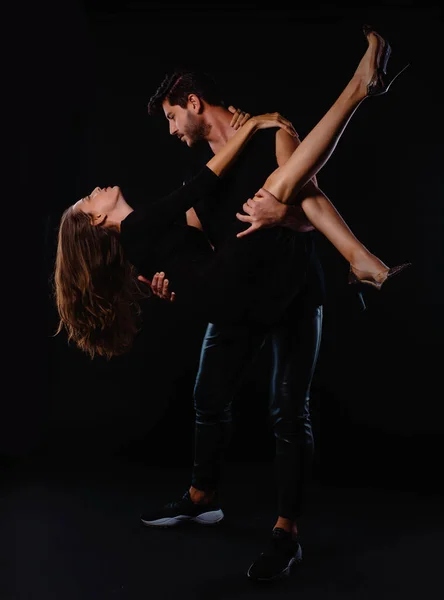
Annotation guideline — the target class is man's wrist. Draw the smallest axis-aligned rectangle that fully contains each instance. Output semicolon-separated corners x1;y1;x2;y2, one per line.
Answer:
281;204;313;230
277;202;292;224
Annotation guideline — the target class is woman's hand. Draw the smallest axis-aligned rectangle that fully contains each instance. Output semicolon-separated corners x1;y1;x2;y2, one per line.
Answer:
228;105;252;130
138;272;176;303
228;106;297;139
249;112;298;138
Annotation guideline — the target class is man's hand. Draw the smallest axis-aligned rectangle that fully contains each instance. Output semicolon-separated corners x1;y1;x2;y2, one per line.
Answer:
236;188;287;237
236;188;314;238
138;272;176;303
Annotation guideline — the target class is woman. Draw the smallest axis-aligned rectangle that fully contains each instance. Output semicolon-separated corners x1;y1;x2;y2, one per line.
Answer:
54;26;410;359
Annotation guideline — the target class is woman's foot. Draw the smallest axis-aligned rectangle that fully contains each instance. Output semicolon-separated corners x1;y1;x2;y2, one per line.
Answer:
353;25;409;99
349;254;411;290
353;27;390;99
349;253;390;288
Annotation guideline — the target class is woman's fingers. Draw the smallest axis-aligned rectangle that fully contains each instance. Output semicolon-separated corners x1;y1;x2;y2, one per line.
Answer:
255;112;298;137
229;107;242;129
237;111;251;128
156;272;164;294
162;277;176;302
228;105;251;129
229;107;297;136
137;275;152;286
279;117;298;138
272;113;298;137
150;272;176;302
151;272;160;293
151;272;163;295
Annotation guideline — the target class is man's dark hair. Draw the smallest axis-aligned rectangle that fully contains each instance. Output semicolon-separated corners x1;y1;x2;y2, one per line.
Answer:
147;68;226;116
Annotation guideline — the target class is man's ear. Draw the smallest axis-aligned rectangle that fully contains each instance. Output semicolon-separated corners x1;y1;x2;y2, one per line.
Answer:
188;93;203;114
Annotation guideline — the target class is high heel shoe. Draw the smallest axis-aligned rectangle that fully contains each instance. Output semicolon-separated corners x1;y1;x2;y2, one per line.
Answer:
362;24;410;97
348;262;412;291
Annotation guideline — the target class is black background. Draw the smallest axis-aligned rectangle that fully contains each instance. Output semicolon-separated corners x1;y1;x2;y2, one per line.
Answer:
5;1;444;492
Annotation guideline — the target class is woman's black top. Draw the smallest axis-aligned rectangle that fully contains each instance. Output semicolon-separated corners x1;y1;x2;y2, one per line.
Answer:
120;165;315;325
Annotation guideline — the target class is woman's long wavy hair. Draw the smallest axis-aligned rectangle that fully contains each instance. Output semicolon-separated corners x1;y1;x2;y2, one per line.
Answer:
53;206;150;360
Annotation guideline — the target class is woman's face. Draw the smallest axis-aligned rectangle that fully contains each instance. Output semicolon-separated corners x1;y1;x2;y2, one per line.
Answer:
73;186;122;225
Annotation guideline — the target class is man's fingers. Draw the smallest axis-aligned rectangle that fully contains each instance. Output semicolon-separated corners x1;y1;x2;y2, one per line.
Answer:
228;105;236;114
254;187;281;203
170;291;176;303
236;223;258;238
236;212;253;223
242;199;255;214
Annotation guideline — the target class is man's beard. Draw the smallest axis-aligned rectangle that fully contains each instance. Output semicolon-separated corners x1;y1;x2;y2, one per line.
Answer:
184;112;211;147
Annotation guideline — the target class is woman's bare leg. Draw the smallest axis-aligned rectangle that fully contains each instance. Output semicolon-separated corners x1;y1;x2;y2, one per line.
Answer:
260;30;400;282
266;29;403;539
262;31;382;199
299;191;389;277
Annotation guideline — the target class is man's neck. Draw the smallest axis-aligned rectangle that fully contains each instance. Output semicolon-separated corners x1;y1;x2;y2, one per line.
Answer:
204;106;237;154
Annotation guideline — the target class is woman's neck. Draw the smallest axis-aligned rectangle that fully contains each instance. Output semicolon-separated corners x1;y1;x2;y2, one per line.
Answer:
109;202;134;232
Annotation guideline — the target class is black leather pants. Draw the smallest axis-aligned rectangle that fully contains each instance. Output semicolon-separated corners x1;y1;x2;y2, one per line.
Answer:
191;303;323;520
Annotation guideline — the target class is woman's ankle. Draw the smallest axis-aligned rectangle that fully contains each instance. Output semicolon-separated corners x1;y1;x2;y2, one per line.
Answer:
351;250;388;274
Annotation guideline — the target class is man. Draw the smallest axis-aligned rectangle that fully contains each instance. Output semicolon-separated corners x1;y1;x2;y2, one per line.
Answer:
140;69;326;583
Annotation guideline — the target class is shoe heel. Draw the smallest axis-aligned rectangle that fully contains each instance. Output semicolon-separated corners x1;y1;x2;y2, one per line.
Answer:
356;290;367;311
351;285;368;311
363;24;410;97
347;270;367;311
384;62;411;94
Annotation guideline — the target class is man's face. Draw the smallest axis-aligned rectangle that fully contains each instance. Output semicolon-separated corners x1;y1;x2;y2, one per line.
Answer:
162;98;208;148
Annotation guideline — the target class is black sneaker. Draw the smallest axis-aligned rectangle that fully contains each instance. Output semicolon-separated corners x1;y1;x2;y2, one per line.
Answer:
140;490;224;528
246;528;302;582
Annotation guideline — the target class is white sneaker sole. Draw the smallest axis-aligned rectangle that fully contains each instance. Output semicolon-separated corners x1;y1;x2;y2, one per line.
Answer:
141;509;224;528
